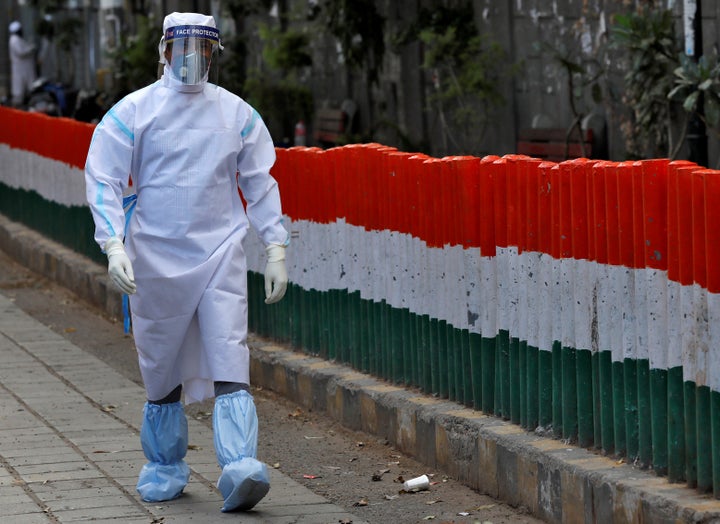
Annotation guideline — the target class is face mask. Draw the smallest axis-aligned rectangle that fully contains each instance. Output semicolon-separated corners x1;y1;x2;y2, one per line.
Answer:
171;51;210;85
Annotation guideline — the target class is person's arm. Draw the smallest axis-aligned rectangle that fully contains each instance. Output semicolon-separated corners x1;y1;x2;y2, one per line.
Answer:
236;107;288;245
10;36;36;58
236;106;289;303
85;100;136;293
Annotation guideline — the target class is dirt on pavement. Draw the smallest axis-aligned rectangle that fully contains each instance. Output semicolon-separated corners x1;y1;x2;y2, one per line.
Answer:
0;248;544;524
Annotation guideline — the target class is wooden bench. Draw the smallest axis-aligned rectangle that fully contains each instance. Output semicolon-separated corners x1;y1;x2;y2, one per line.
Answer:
517;127;594;161
314;108;348;147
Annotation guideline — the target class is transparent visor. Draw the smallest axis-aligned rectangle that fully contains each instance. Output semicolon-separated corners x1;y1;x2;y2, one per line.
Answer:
165;25;220;85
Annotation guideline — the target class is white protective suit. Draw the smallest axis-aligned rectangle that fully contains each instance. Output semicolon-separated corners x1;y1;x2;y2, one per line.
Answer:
9;23;37;105
85;24;289;405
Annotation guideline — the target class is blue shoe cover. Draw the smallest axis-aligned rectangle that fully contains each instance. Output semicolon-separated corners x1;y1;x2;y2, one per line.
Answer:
217;457;270;512
137;462;191;502
136;401;190;502
213;390;269;511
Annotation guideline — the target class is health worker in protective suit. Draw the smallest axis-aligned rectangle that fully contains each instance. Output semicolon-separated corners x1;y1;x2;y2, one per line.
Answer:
8;20;37;106
84;12;289;512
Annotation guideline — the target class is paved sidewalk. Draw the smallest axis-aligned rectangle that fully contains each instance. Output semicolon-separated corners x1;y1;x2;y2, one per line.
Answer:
0;293;365;524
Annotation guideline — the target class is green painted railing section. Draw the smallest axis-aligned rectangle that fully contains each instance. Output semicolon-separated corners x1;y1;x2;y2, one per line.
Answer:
0;182;103;265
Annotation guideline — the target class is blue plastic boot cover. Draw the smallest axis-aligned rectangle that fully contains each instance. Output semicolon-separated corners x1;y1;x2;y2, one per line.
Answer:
136;401;191;502
213;390;270;512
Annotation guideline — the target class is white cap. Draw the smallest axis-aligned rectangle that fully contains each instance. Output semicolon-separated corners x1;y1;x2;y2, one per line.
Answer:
162;12;216;33
9;21;21;34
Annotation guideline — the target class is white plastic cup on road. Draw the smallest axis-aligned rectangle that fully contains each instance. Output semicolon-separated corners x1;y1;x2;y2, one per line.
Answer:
403;474;429;491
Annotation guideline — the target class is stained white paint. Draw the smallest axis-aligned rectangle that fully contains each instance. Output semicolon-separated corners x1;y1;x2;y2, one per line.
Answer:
683;284;710;385
620;268;638;360
708;293;720;390
595;262;611;353
634;267;650;361
1;145;86;207
480;256;498;337
666;280;683;369
520;250;542;348
573;260;594;351
647;268;669;369
536;252;554;351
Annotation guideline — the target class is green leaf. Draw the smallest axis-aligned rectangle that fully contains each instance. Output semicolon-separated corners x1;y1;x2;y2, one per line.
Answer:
699;79;713;91
684;91;700;113
667;84;685;100
614;14;630;29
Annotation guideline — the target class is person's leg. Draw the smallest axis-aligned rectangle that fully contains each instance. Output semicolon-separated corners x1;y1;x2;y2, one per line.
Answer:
136;385;190;502
214;381;249;396
197;253;268;510
212;382;270;512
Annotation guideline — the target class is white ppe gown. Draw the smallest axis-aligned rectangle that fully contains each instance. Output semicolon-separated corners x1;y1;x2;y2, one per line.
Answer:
9;34;36;104
85;70;289;404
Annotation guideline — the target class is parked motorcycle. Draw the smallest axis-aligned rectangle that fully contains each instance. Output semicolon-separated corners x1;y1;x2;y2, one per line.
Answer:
25;77;77;117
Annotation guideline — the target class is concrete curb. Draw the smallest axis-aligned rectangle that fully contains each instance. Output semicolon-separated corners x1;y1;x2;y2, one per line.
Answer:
2;213;720;523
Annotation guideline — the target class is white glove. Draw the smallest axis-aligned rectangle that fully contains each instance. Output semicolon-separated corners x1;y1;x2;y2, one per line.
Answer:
105;236;137;295
264;244;288;304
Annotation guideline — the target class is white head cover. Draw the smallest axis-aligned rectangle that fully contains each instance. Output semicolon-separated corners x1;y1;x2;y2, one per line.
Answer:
9;21;21;34
158;12;220;65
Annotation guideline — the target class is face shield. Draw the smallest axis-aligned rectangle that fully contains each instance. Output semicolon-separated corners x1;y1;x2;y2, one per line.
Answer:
163;25;220;85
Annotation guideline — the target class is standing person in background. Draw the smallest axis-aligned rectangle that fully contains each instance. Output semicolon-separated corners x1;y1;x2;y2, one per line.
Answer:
84;12;289;513
8;20;37;107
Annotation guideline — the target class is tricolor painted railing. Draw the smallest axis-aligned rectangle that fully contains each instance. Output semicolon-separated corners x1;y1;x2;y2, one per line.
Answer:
1;106;720;496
